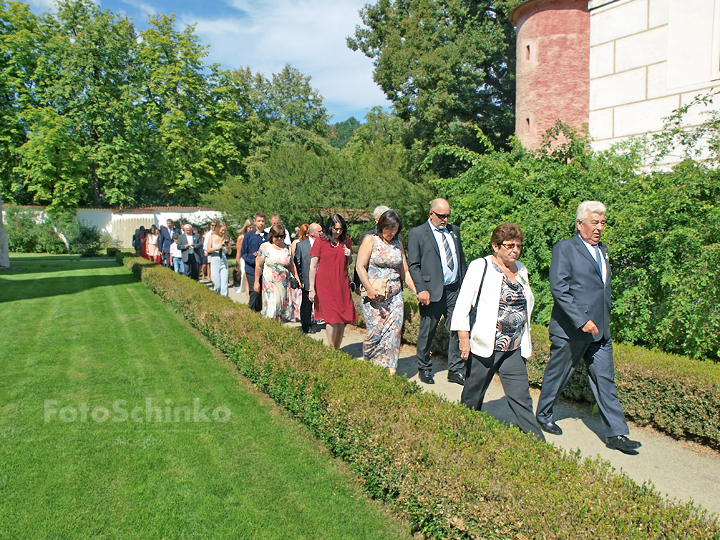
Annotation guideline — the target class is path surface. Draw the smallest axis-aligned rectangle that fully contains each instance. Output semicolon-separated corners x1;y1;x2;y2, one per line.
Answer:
227;285;720;517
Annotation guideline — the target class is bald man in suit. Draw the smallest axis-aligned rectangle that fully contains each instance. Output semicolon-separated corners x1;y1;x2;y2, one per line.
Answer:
407;198;467;385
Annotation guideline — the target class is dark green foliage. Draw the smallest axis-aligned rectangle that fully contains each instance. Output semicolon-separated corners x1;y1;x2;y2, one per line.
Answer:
123;256;719;538
348;0;522;173
0;1;332;211
3;205;66;253
64;219;107;256
441;121;720;360
328;117;361;148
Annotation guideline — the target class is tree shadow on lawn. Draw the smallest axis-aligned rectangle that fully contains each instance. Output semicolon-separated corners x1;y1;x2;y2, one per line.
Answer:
0;272;137;303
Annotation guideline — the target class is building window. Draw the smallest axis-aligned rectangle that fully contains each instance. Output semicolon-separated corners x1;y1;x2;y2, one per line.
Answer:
526;45;531;61
525;118;531;134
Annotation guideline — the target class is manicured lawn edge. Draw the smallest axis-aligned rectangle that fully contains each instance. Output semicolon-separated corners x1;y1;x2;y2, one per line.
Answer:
118;254;719;538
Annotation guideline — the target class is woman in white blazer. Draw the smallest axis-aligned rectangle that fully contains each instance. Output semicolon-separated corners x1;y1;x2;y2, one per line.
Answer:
450;223;545;440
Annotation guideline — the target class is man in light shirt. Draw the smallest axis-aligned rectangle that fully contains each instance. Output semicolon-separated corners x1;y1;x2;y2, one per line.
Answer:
294;223;322;334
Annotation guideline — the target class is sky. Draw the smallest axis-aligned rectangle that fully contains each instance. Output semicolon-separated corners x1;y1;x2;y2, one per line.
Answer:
25;0;392;123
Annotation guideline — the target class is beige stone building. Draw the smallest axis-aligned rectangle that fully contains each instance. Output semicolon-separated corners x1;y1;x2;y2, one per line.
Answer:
512;0;720;156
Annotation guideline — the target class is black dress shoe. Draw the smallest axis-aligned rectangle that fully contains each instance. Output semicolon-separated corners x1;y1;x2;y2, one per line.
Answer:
538;420;563;436
447;371;465;385
418;369;435;384
606;435;642;453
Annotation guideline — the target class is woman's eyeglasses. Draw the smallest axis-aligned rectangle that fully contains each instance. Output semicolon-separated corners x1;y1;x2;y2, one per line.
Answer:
501;242;522;250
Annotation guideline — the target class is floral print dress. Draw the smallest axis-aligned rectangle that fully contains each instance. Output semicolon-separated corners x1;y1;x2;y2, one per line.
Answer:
361;235;404;369
259;242;292;321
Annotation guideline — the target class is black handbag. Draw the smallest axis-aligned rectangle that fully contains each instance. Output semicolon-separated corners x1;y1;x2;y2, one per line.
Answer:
468;258;488;331
289;276;300;289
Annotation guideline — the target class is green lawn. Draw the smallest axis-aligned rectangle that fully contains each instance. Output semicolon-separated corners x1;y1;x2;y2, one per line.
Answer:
0;261;410;539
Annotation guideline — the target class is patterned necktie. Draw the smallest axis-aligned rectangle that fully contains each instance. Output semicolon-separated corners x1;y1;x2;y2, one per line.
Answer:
439;230;454;271
593;244;603;277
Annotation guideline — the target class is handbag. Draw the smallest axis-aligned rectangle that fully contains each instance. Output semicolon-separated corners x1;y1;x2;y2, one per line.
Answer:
468;258;489;331
360;277;390;299
289;276;300;289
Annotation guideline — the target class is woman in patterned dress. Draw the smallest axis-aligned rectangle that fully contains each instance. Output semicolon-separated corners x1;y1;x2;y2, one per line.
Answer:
254;224;295;321
450;223;545;440
356;210;416;375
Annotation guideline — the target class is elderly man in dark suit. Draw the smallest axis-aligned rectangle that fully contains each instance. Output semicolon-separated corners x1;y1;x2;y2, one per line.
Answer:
536;201;641;454
294;222;322;334
159;218;179;268
177;223;202;280
408;198;467;385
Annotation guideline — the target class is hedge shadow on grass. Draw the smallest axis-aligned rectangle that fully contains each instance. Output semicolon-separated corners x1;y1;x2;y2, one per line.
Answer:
0;272;137;303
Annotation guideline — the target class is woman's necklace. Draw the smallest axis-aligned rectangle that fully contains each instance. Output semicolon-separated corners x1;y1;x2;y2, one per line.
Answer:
330;240;340;248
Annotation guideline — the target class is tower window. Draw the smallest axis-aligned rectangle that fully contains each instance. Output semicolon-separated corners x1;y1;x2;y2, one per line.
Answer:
525;45;531;61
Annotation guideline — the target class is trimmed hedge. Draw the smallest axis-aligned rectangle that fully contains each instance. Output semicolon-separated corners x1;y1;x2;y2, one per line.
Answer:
527;326;720;447
121;256;719;539
353;285;720;447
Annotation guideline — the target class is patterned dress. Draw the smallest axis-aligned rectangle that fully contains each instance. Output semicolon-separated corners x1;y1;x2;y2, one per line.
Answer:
492;260;527;351
361;236;404;369
259;242;292;321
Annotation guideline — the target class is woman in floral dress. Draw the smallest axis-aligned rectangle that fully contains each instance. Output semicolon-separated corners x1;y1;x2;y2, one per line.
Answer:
356;210;416;375
254;224;295;321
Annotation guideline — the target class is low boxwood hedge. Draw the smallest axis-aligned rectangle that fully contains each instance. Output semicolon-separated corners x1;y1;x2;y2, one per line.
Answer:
121;256;718;539
352;284;720;448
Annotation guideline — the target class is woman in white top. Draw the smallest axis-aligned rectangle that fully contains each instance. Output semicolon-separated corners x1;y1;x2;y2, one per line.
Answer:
207;222;232;297
450;222;544;440
145;225;160;263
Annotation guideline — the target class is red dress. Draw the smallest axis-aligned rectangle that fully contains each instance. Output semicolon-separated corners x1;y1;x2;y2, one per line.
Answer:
310;237;357;324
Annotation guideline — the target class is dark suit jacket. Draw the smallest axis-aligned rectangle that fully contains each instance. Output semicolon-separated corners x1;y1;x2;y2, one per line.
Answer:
294;238;313;290
159;227;179;254
407;221;467;303
548;234;611;342
177;233;202;264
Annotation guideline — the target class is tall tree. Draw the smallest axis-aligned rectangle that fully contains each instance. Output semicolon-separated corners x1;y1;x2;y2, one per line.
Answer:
0;1;39;204
16;0;142;210
348;0;521;168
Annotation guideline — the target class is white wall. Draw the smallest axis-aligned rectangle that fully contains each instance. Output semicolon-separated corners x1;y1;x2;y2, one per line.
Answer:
588;0;720;156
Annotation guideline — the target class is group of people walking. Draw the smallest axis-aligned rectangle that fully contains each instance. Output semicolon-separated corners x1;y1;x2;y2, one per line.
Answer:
137;198;641;454
411;198;641;453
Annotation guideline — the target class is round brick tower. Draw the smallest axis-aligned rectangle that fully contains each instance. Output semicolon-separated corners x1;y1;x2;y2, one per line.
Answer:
511;0;590;149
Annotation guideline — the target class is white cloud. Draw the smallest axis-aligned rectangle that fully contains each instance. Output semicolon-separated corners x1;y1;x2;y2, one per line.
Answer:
180;0;391;121
24;0;56;11
120;0;157;16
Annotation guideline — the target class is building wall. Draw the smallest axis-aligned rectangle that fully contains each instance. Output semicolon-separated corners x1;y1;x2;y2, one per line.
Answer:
514;0;591;149
588;0;720;152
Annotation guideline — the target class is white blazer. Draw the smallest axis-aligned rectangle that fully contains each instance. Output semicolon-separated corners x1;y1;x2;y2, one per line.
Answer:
450;256;534;358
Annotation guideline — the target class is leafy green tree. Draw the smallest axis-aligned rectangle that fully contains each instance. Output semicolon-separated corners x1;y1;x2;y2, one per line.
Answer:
348;0;522;166
14;0;143;210
328;116;361;148
0;1;40;204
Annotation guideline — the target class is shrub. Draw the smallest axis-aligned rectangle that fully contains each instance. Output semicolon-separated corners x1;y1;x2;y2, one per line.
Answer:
527;325;720;446
122;256;720;539
3;205;68;254
65;220;109;257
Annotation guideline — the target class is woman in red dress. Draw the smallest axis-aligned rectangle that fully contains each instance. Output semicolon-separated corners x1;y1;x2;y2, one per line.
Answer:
309;214;357;349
